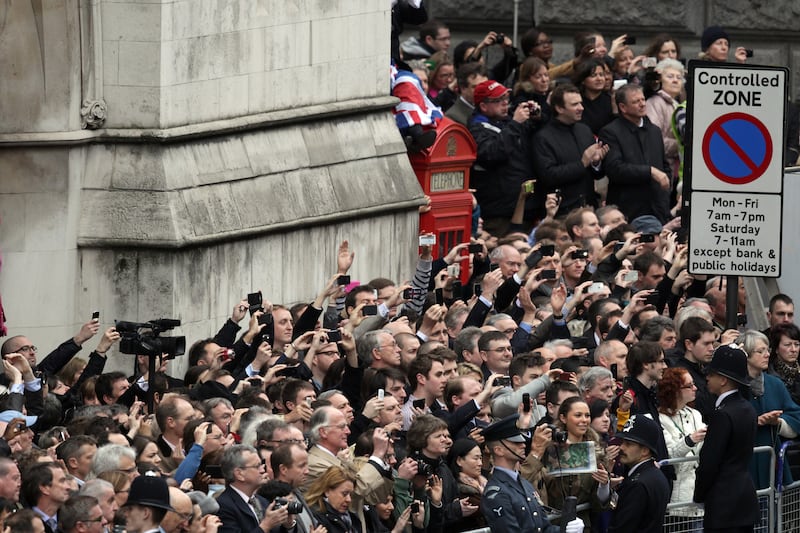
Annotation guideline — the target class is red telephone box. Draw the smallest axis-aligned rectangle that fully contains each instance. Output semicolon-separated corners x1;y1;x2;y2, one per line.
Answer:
408;117;476;261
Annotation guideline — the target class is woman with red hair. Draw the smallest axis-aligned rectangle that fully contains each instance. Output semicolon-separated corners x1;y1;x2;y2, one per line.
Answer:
658;367;706;527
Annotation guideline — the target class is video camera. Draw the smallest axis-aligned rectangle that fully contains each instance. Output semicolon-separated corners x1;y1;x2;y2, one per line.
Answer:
115;318;186;358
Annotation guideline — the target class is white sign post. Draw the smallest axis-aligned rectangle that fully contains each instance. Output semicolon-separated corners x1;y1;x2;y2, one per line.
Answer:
686;63;787;277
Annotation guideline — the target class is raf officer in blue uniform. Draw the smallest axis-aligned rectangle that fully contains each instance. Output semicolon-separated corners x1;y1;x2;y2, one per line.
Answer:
481;414;585;533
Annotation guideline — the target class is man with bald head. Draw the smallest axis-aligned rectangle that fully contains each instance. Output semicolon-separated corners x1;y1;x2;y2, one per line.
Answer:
162;487;194;533
594;340;629;381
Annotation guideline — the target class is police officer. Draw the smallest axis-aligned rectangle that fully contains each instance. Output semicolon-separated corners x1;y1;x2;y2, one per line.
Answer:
694;344;759;533
481;414;584;533
608;414;670;533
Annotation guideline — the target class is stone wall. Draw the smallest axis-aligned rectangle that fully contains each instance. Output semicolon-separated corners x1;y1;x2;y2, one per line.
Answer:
428;0;800;96
0;0;421;374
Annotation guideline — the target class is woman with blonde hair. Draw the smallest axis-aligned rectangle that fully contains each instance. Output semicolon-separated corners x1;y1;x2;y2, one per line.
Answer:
306;466;362;533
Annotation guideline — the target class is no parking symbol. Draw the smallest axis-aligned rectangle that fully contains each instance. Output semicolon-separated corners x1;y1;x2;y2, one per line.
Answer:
702;112;772;185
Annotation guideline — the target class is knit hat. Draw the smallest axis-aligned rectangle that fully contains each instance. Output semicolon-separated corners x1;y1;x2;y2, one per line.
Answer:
701;26;730;51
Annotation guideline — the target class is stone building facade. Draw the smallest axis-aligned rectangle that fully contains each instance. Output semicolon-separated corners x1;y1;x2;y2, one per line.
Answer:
429;0;800;96
0;1;423;371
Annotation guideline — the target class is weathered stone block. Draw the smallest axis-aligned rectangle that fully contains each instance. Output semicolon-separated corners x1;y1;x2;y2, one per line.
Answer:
109;145;167;190
180;184;243;237
243;127;311;176
709;1;800;31
118;41;161;87
0;149;69;194
101;2;162;42
104;85;161;128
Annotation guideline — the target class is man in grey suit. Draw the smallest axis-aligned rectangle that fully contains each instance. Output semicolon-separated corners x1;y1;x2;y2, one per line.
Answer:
446;63;487;126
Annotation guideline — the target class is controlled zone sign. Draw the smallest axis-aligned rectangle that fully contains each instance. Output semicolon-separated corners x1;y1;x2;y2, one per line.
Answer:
686;62;787;277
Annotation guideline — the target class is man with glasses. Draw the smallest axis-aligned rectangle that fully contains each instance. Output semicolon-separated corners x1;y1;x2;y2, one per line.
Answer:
468;79;539;237
362;330;401;371
217;444;294;533
478;330;513;379
303;407;391;530
90;444;138;481
399;19;450;60
162;487;194;533
1;318;102;379
58;495;108;533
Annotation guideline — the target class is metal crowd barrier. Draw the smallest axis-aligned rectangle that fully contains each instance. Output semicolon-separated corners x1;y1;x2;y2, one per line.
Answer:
464;445;779;533
658;446;775;533
776;440;800;532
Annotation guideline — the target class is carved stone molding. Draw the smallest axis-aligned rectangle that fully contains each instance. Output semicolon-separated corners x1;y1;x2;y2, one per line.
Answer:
81;98;106;129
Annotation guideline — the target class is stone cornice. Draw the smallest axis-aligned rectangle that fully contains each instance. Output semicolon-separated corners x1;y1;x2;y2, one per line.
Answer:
0;96;399;147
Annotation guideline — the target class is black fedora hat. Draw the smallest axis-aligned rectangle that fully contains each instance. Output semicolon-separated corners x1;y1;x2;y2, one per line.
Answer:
122;475;175;512
706;344;751;385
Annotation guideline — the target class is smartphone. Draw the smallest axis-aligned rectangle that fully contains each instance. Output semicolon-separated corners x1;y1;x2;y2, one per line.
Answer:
489;263;501;272
451;281;462;299
447;264;460;277
624;35;637;45
473;283;482;297
553;189;562;202
258;313;273;326
377;388;385;400
524;181;535;193
614;241;625;253
434;288;444;305
247;291;263;313
206;424;215;435
522;393;531;413
587;282;605;294
326;330;342;343
570;249;589;260
411;502;420;514
337;275;350;286
540;244;555;257
558;372;575;382
403;288;423;299
203;465;224;478
412;398;426;410
419;234;436;246
737;313;748;326
745;48;754;58
642;56;657;69
362;304;378;316
612;79;628;91
247;377;262;387
92;311;100;321
623;270;639;282
493;376;512;387
538;269;557;280
644;290;660;306
639;233;656;243
468;243;482;254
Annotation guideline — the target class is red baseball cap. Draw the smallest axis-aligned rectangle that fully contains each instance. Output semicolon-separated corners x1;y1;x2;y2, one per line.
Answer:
473;80;510;106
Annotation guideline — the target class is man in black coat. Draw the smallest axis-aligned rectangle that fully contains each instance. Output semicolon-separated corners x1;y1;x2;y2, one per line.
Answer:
608;414;670;533
217;444;295;533
468;80;538;236
533;83;608;215
694;344;759;533
600;84;672;223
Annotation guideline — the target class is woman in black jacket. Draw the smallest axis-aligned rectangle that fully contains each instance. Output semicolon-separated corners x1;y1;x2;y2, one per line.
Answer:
306;466;362;533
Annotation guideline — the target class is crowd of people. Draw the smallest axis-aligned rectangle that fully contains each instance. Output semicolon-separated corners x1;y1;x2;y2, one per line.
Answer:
1;226;799;533
3;5;800;533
